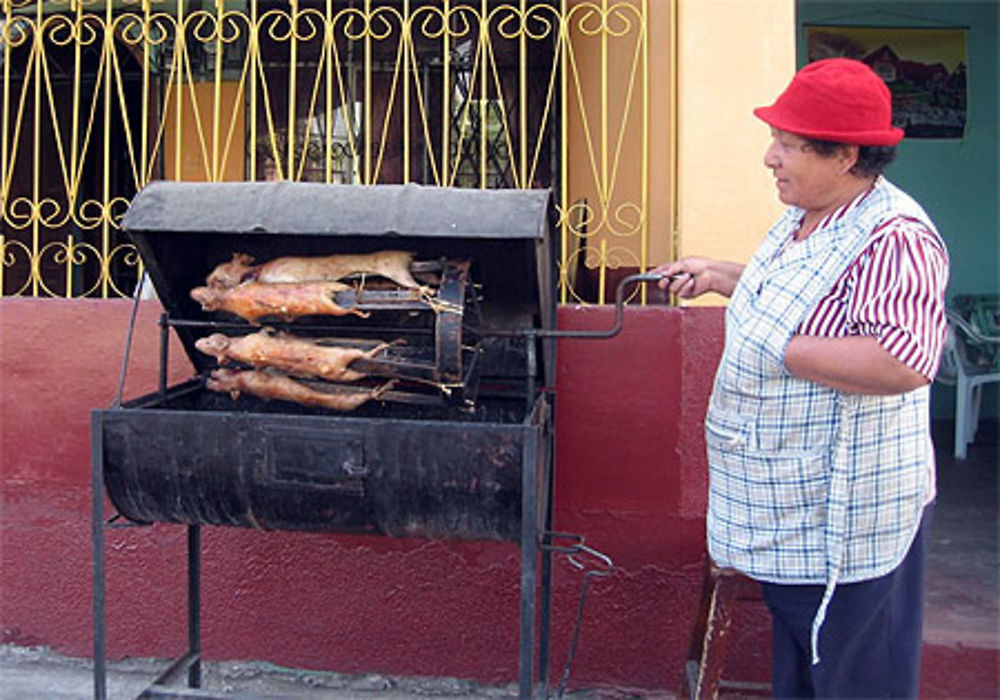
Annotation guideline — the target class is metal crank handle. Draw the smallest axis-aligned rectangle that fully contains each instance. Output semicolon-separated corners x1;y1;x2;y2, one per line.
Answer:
536;272;666;340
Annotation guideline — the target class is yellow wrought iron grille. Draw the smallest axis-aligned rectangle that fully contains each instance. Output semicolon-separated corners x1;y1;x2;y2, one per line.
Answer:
0;0;650;302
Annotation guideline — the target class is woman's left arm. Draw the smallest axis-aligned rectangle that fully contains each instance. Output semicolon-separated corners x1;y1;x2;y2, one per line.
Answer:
785;221;949;396
785;335;928;394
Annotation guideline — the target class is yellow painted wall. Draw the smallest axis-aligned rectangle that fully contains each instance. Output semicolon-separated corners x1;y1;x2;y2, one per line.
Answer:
647;0;676;268
163;81;246;182
675;0;795;303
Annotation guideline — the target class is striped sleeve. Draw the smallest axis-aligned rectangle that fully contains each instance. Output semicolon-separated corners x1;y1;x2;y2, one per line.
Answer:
845;217;949;379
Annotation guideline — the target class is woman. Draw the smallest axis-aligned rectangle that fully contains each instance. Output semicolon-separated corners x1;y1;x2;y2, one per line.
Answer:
655;58;949;698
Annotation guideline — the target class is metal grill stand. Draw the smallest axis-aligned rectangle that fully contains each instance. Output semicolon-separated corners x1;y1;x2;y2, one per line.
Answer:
90;181;657;699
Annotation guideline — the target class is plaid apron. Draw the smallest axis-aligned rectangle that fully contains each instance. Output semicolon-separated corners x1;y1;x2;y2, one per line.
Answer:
706;177;941;663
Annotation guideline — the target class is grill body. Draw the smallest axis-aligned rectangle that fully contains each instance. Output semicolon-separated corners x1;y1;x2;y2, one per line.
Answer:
94;181;554;541
98;382;547;540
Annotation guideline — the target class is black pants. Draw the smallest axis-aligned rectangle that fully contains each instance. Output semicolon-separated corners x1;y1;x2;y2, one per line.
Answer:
759;506;931;699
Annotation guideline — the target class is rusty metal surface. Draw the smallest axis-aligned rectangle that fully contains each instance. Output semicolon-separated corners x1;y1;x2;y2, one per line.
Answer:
122;182;550;241
98;383;547;541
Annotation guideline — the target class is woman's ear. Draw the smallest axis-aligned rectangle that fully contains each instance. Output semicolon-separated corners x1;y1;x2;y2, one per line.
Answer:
839;144;860;175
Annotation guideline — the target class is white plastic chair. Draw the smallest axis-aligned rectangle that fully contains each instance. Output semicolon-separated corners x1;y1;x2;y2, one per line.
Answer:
937;310;1000;459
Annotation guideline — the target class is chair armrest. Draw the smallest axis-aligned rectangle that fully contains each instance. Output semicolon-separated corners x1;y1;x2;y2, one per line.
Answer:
947;309;1000;345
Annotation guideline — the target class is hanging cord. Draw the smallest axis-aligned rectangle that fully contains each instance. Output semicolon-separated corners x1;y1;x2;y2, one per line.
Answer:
112;271;148;409
554;541;615;698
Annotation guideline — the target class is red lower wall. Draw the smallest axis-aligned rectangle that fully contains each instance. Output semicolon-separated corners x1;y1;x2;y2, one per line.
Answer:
0;298;761;692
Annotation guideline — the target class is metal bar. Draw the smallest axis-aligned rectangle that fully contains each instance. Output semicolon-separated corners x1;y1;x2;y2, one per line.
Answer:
482;273;666;341
91;414;108;700
525;332;537;413
113;272;147;408
159;312;169;397
640;0;649;304
174;0;185;179
518;422;538;699
538;416;555;695
287;0;299;176
164;317;435;337
147;650;201;689
558;0;568;303
211;0;225;181
519;0;527;188
30;0;41;297
479;0;487;189
669;0;680;279
248;0;259;180
402;0;410;183
187;524;201;689
441;0;450;186
101;0;112;297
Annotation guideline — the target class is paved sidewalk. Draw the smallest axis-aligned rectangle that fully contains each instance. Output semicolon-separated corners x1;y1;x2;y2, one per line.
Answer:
0;645;525;700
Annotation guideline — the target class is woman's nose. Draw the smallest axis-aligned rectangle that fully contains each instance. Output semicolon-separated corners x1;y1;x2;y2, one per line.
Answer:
763;141;780;168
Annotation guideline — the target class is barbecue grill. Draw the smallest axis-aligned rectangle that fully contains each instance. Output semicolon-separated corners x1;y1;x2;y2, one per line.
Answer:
91;181;656;699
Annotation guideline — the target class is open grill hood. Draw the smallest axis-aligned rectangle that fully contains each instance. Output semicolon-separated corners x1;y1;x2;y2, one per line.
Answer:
123;181;555;382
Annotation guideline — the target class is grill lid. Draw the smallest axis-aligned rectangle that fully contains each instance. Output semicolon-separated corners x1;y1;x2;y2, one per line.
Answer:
124;180;550;239
122;181;554;382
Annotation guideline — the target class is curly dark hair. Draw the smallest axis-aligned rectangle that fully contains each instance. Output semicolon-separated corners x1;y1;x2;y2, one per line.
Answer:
805;138;897;177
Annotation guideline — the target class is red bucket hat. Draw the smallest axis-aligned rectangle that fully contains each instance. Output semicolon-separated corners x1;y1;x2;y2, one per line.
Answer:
754;58;904;146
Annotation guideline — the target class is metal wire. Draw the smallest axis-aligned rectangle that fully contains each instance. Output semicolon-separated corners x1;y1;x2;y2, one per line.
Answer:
541;536;615;699
112;270;148;409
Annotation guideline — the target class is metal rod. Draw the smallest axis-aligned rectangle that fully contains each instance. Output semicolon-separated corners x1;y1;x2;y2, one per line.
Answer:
159;313;170;398
525;339;537;415
91;415;107;700
538;418;556;696
187;525;201;689
148;650;201;688
165;317;435;337
482;273;666;341
113;271;148;408
519;423;539;698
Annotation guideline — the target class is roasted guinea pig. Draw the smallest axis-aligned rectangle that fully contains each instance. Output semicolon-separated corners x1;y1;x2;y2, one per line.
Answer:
195;331;393;383
190;280;366;324
206;250;422;289
206;367;394;412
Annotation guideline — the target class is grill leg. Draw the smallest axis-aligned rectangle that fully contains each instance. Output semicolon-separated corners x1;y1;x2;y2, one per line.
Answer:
91;416;108;700
538;422;555;694
187;524;202;689
519;428;539;699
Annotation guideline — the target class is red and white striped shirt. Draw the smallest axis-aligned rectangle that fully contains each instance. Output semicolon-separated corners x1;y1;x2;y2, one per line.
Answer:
793;188;949;380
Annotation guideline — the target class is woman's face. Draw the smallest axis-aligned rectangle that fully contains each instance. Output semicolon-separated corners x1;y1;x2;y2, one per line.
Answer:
763;128;855;212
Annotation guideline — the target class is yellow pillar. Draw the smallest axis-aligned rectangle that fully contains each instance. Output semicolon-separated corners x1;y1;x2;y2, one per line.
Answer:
675;0;795;303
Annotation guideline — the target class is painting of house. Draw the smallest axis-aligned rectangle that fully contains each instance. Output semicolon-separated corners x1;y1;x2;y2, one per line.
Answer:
807;26;967;138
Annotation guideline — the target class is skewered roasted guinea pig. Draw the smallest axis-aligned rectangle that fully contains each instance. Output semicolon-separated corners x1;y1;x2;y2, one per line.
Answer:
206;368;394;412
195;331;392;383
206;250;422;289
190;280;367;324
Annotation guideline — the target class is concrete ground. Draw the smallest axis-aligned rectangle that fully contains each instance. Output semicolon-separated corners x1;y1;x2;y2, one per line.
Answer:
0;644;525;699
1;421;996;699
923;421;999;652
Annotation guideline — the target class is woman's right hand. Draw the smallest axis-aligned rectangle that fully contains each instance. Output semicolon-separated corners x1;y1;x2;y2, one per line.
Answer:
651;257;745;299
651;256;729;299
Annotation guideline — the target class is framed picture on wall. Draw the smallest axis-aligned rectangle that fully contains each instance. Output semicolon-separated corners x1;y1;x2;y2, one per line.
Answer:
806;26;968;138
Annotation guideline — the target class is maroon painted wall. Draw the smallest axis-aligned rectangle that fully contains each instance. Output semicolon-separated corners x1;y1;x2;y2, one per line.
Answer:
0;299;769;692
